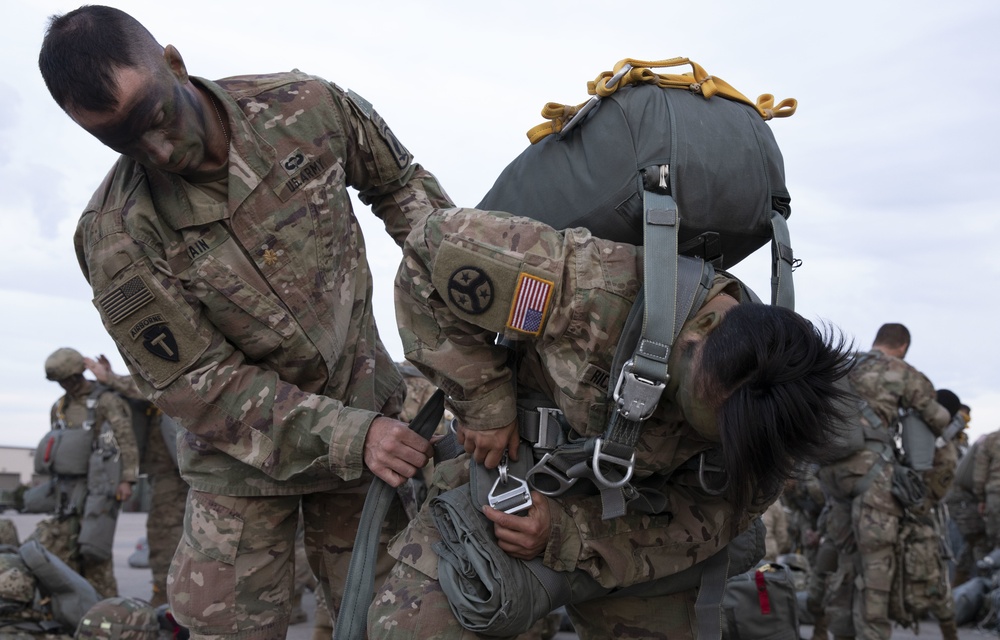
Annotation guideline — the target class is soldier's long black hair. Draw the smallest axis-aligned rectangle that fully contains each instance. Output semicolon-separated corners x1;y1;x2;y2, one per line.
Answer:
699;303;855;518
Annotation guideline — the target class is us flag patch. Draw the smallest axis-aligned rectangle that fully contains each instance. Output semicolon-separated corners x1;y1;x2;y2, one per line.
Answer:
99;276;154;324
506;273;553;335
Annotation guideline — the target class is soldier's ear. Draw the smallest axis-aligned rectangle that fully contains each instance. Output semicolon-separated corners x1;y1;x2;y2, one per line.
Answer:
163;45;188;83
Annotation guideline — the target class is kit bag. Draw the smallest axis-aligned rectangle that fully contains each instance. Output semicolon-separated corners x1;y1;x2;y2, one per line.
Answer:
77;429;122;564
34;427;94;476
721;562;800;640
479;57;796;305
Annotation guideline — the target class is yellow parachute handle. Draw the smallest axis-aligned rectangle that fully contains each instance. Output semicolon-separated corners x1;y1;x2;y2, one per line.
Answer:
526;57;797;144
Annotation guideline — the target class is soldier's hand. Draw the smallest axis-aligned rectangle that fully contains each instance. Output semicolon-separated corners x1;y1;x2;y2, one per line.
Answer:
84;355;112;383
364;416;433;488
456;420;520;469
116;482;133;502
484;491;551;560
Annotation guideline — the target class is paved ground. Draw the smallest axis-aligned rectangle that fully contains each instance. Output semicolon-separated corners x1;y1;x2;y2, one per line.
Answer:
6;509;998;639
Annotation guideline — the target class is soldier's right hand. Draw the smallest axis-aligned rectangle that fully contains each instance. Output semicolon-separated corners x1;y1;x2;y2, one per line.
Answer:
456;420;520;469
363;416;433;487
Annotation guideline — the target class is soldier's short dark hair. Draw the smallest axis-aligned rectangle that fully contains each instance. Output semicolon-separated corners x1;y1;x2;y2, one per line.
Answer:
873;322;911;350
39;5;161;112
700;304;854;517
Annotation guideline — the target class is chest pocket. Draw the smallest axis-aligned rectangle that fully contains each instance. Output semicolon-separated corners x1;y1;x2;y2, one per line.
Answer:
193;253;296;361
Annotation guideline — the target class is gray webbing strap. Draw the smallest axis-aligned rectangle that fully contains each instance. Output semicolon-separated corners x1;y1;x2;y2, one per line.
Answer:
769;211;795;310
334;389;445;640
632;184;678;383
693;541;732;640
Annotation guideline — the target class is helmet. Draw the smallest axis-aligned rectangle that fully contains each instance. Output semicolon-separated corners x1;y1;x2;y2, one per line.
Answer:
0;552;36;604
44;347;85;381
0;518;19;547
76;597;160;639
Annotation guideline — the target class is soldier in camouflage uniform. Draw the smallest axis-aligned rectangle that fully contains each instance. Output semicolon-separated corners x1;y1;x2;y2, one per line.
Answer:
782;471;832;639
946;434;987;586
40;7;451;639
817;324;950;640
368;208;854;639
972;428;1000;555
84;355;185;608
0;551;74;640
888;389;961;640
30;347;140;599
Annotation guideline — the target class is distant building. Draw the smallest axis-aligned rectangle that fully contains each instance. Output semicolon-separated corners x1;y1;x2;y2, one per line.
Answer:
0;446;38;489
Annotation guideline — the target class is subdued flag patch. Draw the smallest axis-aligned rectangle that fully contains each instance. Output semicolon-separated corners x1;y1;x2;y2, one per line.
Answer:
506;273;553;335
99;275;154;325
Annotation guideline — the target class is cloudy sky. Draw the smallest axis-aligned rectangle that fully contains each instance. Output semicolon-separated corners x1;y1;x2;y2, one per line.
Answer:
2;0;998;450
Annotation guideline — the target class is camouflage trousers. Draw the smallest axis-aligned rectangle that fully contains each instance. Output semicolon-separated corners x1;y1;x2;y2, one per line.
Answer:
891;517;953;623
147;468;188;606
949;497;989;583
28;515;118;599
819;458;900;640
368;561;698;640
168;480;404;640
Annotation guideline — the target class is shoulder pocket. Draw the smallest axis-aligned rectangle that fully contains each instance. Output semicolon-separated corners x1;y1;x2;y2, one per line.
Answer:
94;261;210;390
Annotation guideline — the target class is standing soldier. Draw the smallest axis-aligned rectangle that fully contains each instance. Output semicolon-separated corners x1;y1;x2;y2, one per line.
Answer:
972;428;1000;555
38;6;449;637
83;355;185;608
783;470;831;639
888;388;962;640
31;347;140;598
817;323;950;640
947;434;988;586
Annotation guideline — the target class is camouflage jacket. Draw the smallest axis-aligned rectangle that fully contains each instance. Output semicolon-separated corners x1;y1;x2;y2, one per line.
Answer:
48;382;139;485
74;72;452;496
972;430;1000;501
392;209;762;589
848;349;949;434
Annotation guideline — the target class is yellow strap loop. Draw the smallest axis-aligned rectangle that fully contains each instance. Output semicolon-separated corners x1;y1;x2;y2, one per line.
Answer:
527;57;797;144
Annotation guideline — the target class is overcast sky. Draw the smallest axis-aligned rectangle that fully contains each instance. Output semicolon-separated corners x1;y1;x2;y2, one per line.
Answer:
2;0;998;450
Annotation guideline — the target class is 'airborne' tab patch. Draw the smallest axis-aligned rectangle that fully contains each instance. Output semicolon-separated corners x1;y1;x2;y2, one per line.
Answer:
99;275;154;324
506;273;553;336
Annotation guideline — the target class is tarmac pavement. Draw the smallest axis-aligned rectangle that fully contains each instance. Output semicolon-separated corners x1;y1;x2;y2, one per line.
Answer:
5;509;997;639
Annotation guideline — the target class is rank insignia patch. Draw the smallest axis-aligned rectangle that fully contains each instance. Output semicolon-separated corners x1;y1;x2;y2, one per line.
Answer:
99;275;154;325
447;267;494;315
506;273;553;335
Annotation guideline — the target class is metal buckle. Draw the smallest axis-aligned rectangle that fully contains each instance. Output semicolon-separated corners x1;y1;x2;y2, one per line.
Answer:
534;407;566;450
527;452;578;497
591;437;635;489
612;360;666;422
488;474;533;515
559;63;634;138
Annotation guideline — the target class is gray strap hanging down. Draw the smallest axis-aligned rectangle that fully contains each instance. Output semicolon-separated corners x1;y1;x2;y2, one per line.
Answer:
334;389;446;640
769;211;795;309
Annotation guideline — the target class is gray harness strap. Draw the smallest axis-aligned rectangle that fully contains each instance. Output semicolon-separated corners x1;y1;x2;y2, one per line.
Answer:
334;389;445;640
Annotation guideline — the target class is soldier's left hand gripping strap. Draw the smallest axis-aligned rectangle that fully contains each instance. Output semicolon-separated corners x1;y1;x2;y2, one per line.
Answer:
334;389;445;640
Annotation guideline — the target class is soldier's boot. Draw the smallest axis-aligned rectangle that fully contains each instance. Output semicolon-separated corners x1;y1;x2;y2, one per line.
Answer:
311;600;334;640
939;617;959;640
289;591;307;625
150;583;168;608
812;611;829;640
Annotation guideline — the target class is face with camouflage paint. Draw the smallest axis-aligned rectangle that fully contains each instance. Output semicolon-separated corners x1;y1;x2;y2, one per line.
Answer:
66;45;228;182
665;293;738;440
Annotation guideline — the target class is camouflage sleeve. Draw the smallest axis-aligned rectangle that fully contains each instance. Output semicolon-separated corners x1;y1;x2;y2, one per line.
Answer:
76;206;376;484
330;83;454;246
105;373;142;399
394;209;520;431
901;367;950;434
973;437;992;500
97;392;140;484
542;481;744;589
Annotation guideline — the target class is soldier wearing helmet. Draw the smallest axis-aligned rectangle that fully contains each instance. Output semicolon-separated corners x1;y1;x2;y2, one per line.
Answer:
76;597;162;639
27;348;140;599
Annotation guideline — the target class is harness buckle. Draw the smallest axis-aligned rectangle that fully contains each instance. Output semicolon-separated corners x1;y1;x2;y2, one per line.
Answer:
487;474;533;515
591;437;636;489
612;360;666;422
526;452;578;497
534;407;567;450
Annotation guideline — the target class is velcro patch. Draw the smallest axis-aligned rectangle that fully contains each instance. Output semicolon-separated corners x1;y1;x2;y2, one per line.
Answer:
506;273;553;336
430;239;521;335
95;263;210;390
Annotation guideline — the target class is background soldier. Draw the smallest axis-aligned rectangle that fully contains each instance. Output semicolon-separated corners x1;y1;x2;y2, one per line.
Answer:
946;433;988;586
817;323;950;640
972;428;1000;557
83;355;184;608
30;347;139;599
